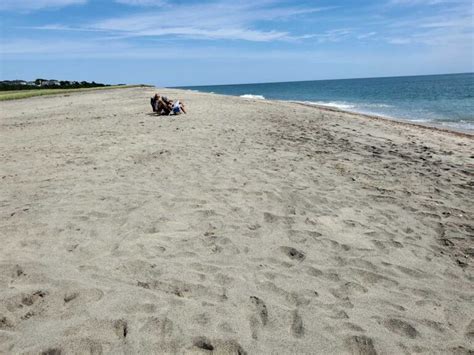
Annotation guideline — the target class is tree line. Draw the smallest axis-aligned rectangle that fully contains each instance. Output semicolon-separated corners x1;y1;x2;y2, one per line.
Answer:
0;79;111;91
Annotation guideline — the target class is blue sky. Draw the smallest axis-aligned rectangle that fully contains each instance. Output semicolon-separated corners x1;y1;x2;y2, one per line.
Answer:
0;0;472;86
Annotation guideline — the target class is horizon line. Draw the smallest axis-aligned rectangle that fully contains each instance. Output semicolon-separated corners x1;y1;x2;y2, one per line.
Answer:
170;71;473;88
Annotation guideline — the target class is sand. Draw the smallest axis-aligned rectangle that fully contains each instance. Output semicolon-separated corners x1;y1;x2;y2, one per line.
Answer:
0;87;473;354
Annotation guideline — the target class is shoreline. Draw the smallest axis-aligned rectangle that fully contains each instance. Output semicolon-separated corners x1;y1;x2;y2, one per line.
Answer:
8;82;472;137
291;100;474;138
174;88;473;137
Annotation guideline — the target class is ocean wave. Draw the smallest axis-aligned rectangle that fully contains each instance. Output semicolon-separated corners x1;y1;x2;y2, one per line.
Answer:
240;94;265;100
438;121;474;131
363;103;394;108
298;101;356;110
299;101;394;110
407;118;432;122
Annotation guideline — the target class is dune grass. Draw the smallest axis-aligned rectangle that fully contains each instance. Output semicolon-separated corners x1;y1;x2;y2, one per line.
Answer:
0;85;152;101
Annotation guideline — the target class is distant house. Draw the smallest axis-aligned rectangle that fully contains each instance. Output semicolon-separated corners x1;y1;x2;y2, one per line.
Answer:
9;80;27;85
42;80;60;86
1;78;108;90
0;80;30;86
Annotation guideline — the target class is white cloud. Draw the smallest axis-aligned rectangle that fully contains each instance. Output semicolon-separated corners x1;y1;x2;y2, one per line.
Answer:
375;0;473;46
0;37;338;60
85;1;330;42
115;0;166;6
9;0;336;43
3;0;337;43
387;37;412;44
0;0;86;11
357;32;377;40
389;0;459;5
124;27;290;42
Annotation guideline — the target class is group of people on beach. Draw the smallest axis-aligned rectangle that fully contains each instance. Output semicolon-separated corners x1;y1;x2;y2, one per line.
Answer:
151;94;187;116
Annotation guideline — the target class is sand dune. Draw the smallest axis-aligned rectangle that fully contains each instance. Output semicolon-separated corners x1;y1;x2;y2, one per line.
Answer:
0;87;472;354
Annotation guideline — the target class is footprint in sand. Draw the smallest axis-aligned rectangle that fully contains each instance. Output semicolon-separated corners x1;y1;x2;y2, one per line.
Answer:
11;264;25;278
113;319;128;339
62;288;104;305
193;337;214;351
21;290;47;307
193;337;247;354
280;246;306;262
250;296;268;325
63;292;79;303
345;335;377;355
40;349;62;355
290;310;304;338
249;296;268;339
0;316;14;330
383;318;419;339
305;266;323;277
139;316;175;338
263;212;294;225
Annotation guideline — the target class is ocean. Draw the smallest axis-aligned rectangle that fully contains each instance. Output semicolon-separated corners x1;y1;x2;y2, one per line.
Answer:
177;73;474;132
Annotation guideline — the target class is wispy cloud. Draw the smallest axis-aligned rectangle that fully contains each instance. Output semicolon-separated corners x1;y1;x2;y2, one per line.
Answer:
0;0;86;11
115;0;167;6
357;32;377;40
382;3;473;46
23;24;103;32
0;37;343;61
1;0;472;72
308;29;354;43
389;0;461;5
31;1;332;42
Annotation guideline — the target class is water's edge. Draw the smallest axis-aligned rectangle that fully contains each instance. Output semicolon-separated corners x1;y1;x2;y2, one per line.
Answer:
167;87;473;137
174;73;474;133
290;100;474;137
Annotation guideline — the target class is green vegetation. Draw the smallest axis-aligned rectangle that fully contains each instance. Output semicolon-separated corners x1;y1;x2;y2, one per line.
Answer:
0;85;152;101
0;79;109;91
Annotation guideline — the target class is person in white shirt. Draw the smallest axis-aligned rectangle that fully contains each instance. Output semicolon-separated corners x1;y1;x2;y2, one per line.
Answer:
171;100;187;115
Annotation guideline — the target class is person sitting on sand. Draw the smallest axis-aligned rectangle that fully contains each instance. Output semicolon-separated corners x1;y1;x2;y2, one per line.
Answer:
151;94;172;115
151;94;159;112
170;100;187;115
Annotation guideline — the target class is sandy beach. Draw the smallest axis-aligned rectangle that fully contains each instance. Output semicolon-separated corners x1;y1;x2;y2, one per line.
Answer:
0;87;473;354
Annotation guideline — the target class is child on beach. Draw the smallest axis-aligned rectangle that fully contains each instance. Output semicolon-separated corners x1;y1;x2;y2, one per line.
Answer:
171;100;186;115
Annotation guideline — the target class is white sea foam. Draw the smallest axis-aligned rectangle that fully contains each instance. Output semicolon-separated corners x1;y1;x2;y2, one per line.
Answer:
409;118;432;122
298;101;356;110
295;100;394;111
240;94;265;100
438;121;474;131
364;103;394;108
